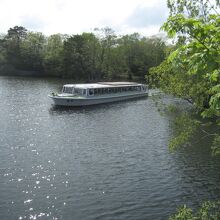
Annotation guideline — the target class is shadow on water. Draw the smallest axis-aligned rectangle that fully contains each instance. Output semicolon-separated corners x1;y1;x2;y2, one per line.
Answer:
159;99;220;208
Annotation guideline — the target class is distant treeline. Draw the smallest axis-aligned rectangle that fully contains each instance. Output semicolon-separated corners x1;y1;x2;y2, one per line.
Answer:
0;26;167;80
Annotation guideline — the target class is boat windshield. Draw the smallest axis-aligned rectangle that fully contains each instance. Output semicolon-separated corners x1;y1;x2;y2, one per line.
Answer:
74;88;86;96
62;86;73;94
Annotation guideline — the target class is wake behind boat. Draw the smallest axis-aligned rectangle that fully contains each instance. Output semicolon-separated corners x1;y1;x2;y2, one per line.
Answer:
48;82;148;106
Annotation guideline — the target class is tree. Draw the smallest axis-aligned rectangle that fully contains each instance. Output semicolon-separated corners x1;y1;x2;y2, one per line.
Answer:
167;0;220;19
1;26;166;80
0;34;7;66
63;34;101;80
5;26;27;69
81;32;102;80
94;27;118;79
20;32;46;71
118;34;166;80
43;34;64;76
147;0;220;153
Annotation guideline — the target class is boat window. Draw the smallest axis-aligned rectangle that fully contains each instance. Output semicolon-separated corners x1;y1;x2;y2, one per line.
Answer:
74;88;82;95
98;88;102;95
103;88;108;94
89;89;94;96
63;86;73;94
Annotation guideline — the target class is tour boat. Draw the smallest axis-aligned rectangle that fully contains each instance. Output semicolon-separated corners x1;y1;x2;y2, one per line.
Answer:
48;82;148;106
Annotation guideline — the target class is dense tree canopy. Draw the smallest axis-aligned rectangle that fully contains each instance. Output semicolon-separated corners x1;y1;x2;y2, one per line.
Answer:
43;34;64;76
0;26;166;81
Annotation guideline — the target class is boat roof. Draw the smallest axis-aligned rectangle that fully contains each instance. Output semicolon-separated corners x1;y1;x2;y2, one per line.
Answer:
63;82;142;89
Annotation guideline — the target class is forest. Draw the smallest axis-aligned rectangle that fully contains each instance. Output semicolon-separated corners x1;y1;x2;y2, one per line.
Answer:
0;27;166;81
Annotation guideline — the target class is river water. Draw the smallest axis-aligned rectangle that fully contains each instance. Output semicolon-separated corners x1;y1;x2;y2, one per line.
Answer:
0;76;219;220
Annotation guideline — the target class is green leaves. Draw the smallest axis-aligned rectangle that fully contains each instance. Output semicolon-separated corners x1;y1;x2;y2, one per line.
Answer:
169;113;200;151
161;13;220;117
167;0;220;19
211;135;220;156
43;34;64;77
169;205;194;220
148;0;220;155
1;26;166;80
20;32;46;71
169;201;220;220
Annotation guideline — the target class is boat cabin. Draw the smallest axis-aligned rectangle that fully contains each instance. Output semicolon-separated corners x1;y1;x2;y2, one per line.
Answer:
62;82;147;97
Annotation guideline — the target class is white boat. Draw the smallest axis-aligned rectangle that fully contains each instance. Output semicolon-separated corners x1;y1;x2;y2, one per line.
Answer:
48;82;148;106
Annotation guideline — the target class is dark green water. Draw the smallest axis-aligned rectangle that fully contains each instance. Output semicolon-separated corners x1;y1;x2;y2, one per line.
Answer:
0;76;219;220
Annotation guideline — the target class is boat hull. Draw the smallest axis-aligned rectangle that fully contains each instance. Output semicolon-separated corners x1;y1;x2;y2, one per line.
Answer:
49;92;148;106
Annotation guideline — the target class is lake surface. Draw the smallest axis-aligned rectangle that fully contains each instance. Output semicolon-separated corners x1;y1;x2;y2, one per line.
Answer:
0;76;220;220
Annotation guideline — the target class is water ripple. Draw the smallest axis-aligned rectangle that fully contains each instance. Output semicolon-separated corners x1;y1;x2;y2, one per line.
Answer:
0;77;220;220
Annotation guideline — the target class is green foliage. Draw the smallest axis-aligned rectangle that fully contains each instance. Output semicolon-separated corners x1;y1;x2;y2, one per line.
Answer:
120;34;166;80
169;205;194;220
148;0;220;154
5;26;28;69
63;34;98;79
169;113;200;151
211;135;220;156
0;35;7;65
20;32;46;71
167;0;220;19
149;1;220;116
169;201;220;220
148;58;211;112
0;26;166;80
164;11;220;117
43;34;64;77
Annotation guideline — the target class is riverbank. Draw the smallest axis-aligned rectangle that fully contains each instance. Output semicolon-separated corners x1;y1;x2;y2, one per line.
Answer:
0;67;144;82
